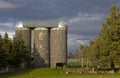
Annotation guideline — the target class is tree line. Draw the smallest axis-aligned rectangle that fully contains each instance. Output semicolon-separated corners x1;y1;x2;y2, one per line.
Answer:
79;5;120;71
0;32;31;69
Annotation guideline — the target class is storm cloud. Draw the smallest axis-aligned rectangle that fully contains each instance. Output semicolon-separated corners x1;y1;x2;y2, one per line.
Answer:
0;0;120;52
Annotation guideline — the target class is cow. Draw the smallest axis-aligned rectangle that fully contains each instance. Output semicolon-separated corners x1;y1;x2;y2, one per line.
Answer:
56;63;66;68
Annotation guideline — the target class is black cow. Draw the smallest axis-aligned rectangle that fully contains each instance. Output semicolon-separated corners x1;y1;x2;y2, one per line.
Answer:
56;63;66;68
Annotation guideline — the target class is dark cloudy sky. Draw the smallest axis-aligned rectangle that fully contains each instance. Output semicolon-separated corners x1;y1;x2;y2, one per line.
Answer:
0;0;120;53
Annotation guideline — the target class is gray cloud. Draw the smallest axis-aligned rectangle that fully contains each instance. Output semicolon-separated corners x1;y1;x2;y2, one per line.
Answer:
68;34;93;53
0;0;118;19
0;0;120;52
65;13;105;36
0;0;18;9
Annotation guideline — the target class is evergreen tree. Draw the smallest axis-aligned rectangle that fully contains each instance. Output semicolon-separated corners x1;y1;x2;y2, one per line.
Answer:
99;5;120;70
0;32;31;68
0;33;10;68
79;5;120;70
10;33;31;67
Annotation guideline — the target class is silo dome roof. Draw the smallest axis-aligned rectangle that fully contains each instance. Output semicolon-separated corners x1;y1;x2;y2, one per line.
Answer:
15;22;23;27
58;21;67;27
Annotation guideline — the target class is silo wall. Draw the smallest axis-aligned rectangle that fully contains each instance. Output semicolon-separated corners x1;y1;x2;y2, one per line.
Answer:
50;26;67;68
33;27;50;68
15;27;31;53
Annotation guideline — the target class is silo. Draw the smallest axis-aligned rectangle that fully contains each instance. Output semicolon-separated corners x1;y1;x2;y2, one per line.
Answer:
50;22;67;68
33;27;50;68
15;22;31;53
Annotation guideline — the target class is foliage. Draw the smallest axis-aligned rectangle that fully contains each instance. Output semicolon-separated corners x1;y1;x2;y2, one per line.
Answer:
0;32;31;68
68;53;75;59
79;5;120;70
68;49;80;59
0;33;11;68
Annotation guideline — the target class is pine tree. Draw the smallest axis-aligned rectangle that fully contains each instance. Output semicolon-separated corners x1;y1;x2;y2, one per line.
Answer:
100;5;120;70
79;5;120;70
0;33;10;68
10;33;31;67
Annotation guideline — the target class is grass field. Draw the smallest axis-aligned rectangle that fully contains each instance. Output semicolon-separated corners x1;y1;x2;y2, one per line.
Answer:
0;68;120;78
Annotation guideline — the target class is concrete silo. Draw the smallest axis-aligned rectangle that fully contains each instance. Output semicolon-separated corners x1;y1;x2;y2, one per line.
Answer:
15;22;31;52
15;20;68;68
50;22;67;68
33;27;50;68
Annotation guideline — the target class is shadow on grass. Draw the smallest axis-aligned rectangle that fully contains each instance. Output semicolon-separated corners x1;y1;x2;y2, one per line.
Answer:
0;68;35;78
0;68;64;78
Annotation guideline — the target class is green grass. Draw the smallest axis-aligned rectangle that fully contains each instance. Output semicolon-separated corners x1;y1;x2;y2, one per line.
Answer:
0;68;120;78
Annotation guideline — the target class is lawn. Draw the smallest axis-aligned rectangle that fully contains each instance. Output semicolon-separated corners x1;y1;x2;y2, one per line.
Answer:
0;68;120;78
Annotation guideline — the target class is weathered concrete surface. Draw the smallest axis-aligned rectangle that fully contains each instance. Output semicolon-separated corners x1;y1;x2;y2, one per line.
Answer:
15;23;68;68
50;26;67;68
33;28;50;68
15;27;31;52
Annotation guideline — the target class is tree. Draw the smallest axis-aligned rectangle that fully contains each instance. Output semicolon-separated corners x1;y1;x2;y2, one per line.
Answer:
68;53;74;59
0;33;11;68
0;32;31;69
0;34;5;68
9;33;31;67
80;44;90;68
79;6;120;71
99;5;120;70
74;49;80;59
